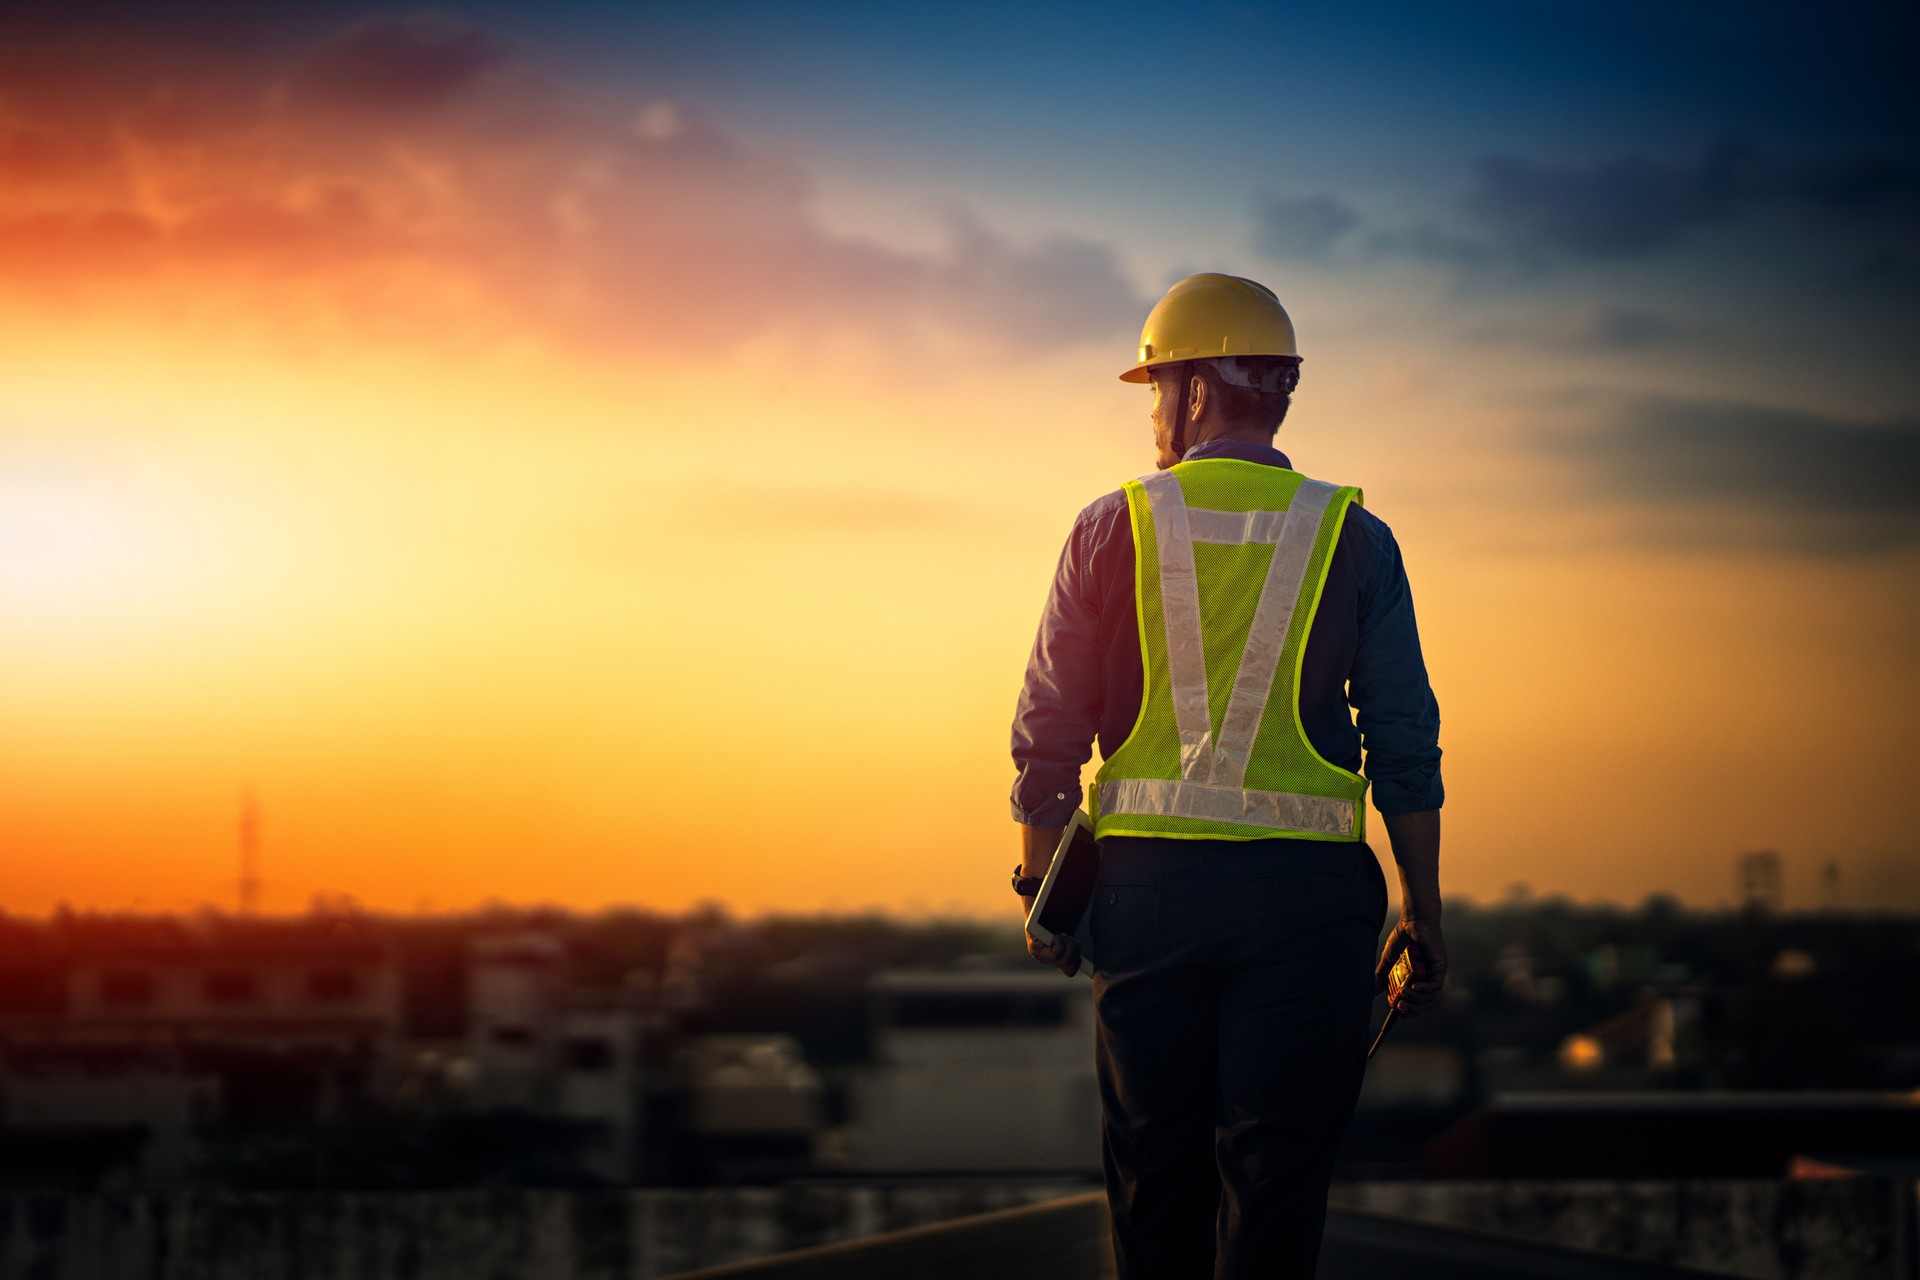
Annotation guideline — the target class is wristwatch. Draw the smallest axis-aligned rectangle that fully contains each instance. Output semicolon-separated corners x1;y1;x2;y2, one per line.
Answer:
1011;864;1045;897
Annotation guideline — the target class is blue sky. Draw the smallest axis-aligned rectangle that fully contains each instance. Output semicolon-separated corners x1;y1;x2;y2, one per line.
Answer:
91;1;1918;180
533;0;1920;171
502;0;1920;402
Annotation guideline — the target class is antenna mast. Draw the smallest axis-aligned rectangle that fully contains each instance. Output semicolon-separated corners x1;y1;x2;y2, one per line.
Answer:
239;787;261;915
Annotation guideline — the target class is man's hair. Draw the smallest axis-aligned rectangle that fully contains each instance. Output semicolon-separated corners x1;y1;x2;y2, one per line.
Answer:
1193;356;1301;436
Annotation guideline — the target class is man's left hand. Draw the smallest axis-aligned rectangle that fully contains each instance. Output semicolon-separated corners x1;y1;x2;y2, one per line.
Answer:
1375;913;1447;1016
1021;898;1081;976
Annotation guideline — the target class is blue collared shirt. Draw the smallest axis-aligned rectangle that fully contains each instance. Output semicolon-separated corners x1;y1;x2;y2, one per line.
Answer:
1010;439;1443;829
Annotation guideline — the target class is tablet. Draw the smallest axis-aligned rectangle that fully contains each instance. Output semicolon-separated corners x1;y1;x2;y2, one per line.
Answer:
1023;809;1100;978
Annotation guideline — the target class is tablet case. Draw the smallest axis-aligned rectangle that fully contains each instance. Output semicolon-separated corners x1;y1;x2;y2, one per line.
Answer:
1024;810;1100;978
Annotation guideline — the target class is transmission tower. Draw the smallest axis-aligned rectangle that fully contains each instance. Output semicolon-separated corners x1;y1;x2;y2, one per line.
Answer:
239;787;261;916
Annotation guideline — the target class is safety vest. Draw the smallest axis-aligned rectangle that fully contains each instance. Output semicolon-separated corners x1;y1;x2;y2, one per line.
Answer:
1091;459;1369;842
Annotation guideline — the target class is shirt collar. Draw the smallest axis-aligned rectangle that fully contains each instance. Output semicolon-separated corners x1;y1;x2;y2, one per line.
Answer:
1181;438;1294;470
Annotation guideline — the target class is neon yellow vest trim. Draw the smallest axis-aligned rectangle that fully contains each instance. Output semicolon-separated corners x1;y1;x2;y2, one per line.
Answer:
1091;459;1368;842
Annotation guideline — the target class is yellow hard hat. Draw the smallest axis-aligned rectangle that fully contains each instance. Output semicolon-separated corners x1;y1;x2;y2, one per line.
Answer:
1119;273;1300;383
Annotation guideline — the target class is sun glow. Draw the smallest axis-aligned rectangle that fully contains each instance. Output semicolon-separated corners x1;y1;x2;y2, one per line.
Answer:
0;473;189;608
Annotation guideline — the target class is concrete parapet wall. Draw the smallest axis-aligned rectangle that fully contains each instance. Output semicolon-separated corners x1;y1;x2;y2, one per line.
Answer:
1331;1177;1918;1280
0;1184;1093;1280
5;1179;1907;1279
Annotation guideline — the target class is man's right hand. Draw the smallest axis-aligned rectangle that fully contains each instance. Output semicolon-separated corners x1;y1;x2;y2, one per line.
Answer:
1375;914;1447;1016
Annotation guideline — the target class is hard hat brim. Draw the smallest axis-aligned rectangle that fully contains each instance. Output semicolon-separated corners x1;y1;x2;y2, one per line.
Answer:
1119;354;1302;383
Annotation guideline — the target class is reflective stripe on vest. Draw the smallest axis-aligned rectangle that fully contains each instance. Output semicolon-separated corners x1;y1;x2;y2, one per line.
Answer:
1092;460;1367;842
1097;777;1357;836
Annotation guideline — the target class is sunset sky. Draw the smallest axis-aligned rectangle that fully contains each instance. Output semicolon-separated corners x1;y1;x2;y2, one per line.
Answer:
3;1;1916;917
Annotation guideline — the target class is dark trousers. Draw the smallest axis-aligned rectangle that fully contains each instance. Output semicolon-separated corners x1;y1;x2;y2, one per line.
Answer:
1089;836;1387;1280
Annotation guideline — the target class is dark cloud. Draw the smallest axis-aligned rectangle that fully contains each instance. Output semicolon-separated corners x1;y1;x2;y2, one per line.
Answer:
939;213;1142;348
1563;305;1681;351
1467;139;1762;256
297;16;512;113
1558;396;1920;553
1252;192;1359;259
1793;152;1920;214
1467;139;1920;258
1470;304;1685;352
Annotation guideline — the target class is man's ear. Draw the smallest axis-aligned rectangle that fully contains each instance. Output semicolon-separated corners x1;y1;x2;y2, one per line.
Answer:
1188;373;1207;422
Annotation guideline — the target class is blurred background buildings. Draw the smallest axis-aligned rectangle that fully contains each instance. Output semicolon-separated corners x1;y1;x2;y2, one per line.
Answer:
2;872;1916;1196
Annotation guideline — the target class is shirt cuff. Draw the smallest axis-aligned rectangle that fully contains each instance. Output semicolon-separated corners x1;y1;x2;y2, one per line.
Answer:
1011;787;1082;828
1371;773;1445;816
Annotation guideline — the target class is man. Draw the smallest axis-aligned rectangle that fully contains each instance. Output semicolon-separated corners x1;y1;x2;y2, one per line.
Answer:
1009;274;1446;1278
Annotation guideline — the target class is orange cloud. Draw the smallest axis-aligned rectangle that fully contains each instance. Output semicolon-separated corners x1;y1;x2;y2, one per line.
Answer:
0;15;1144;356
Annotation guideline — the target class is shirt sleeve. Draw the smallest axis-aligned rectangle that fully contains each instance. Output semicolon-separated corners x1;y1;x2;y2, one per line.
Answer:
1009;510;1105;827
1350;518;1445;815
